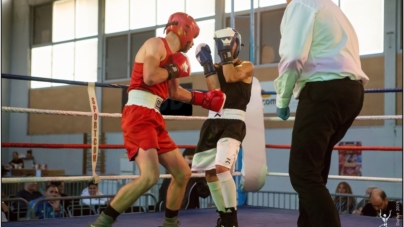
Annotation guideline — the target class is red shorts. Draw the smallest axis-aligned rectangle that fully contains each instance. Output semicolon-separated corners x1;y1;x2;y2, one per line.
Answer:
121;105;177;161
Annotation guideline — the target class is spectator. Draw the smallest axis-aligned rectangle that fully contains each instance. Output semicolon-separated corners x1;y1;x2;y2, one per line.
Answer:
157;148;210;211
81;182;109;206
8;152;24;169
15;175;43;208
352;186;378;214
49;181;70;210
333;182;356;214
25;150;35;163
29;184;64;219
1;192;17;222
1;211;6;222
361;189;403;219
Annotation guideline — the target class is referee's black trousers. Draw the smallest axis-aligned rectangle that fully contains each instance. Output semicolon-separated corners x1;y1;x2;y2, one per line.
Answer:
289;78;364;227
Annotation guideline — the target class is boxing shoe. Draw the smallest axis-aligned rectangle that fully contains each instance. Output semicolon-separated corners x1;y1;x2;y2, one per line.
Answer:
215;210;227;227
215;208;239;227
158;216;181;227
87;212;116;227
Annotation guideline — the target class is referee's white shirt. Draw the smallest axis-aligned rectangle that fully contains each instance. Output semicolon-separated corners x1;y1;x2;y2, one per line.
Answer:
274;0;370;108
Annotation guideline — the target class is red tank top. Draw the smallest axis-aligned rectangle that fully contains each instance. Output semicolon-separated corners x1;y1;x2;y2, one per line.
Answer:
127;38;172;100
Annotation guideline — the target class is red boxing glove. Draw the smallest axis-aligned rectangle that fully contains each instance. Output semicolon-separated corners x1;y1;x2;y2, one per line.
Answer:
164;52;191;80
191;90;226;112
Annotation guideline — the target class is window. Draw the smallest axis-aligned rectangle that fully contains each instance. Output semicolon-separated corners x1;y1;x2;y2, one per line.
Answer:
31;46;52;88
156;19;215;74
105;35;128;80
33;3;52;45
130;0;156;30
130;31;156;73
31;0;99;88
104;31;156;81
157;0;185;25
185;0;215;19
225;0;258;13
76;0;98;38
52;42;75;86
75;38;98;82
259;0;285;7
53;0;75;42
226;14;257;63
105;0;129;34
400;2;403;50
106;0;215;33
188;19;216;73
340;0;384;55
104;0;216;80
260;9;284;64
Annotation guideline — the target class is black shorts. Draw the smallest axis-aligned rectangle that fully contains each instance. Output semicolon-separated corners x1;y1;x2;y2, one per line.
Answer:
195;119;246;154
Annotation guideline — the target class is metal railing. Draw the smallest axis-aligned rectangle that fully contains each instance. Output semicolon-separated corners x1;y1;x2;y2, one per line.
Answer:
2;193;157;221
1;179;162;199
2;198;29;221
247;191;402;214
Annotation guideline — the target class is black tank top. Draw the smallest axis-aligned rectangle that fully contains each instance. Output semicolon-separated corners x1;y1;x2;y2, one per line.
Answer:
214;60;252;111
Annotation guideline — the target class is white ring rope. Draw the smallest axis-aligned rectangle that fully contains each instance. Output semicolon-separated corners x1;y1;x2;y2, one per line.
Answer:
266;172;402;183
2;106;402;121
1;173;236;183
1;172;401;184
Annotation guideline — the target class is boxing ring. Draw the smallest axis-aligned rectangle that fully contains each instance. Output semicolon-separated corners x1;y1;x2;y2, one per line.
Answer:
2;206;402;227
1;73;403;227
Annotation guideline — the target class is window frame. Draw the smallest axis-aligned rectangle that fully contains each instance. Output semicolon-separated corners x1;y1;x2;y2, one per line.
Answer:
223;3;286;67
102;15;216;82
30;0;100;89
224;1;388;66
397;0;403;52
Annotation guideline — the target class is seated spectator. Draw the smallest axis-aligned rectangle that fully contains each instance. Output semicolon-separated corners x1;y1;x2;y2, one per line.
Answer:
49;181;67;197
15;175;43;208
1;211;6;222
333;181;356;214
361;189;403;219
29;184;64;219
1;192;17;222
157;148;210;211
352;186;378;214
49;181;70;209
80;182;109;206
8;152;24;169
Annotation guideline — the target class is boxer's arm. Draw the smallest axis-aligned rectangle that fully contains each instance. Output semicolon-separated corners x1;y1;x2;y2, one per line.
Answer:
206;73;220;91
222;61;254;83
143;38;169;86
168;79;225;112
195;43;221;91
168;78;193;103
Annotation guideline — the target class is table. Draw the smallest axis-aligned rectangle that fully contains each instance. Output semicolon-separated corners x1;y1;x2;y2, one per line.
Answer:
11;169;65;177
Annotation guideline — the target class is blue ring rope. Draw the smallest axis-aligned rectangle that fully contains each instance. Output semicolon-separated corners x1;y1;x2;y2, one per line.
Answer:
2;73;402;94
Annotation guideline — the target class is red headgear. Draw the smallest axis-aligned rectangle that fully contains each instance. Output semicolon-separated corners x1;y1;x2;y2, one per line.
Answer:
164;12;200;53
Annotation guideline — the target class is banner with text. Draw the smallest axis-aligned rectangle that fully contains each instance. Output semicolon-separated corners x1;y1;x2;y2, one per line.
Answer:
260;81;299;114
338;141;362;176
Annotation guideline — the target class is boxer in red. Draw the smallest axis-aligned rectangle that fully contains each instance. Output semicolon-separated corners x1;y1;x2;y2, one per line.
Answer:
88;12;225;227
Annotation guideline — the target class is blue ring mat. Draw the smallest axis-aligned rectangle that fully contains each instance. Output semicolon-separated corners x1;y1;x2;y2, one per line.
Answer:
3;206;398;227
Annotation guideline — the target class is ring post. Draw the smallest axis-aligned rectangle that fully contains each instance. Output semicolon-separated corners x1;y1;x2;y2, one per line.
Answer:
236;147;247;206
